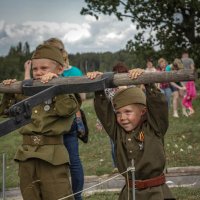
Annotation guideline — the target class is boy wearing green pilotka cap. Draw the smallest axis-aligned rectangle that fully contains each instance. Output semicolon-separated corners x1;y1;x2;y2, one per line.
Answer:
87;69;175;200
0;44;78;200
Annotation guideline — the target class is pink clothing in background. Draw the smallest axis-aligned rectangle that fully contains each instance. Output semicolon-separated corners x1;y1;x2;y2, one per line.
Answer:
182;81;197;109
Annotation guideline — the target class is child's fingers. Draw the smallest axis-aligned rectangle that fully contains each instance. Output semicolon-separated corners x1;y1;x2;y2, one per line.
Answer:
86;72;94;79
128;69;144;79
11;79;17;83
24;60;32;69
87;71;103;79
130;72;136;79
2;79;17;85
40;73;58;83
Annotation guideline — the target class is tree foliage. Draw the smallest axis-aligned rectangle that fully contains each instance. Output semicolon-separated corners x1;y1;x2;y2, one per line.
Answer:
0;42;31;81
0;40;196;83
0;42;157;81
81;0;200;65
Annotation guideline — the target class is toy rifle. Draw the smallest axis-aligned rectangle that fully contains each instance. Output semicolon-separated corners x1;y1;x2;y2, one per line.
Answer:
0;69;195;137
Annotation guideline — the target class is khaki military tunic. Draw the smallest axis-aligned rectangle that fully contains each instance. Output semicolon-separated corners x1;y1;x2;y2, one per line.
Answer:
94;85;175;200
0;93;78;200
15;94;78;165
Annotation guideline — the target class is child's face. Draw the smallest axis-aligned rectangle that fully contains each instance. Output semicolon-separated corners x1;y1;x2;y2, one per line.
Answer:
115;104;146;132
31;58;63;79
146;61;153;68
159;60;166;69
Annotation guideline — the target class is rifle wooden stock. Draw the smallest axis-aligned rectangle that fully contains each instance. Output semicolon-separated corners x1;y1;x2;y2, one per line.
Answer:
0;69;195;94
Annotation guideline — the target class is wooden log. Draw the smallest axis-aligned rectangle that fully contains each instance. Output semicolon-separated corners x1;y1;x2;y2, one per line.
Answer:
0;69;195;94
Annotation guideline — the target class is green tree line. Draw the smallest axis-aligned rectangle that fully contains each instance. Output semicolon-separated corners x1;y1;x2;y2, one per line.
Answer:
0;41;198;82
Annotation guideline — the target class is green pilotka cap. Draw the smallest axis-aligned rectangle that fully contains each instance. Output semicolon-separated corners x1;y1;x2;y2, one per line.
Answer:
31;44;65;66
113;87;146;110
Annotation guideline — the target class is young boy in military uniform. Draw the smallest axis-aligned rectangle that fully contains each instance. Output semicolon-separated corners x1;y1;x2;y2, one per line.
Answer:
0;44;78;200
87;69;175;200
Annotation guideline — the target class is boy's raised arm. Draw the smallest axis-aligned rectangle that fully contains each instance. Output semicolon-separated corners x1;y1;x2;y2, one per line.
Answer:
145;83;169;135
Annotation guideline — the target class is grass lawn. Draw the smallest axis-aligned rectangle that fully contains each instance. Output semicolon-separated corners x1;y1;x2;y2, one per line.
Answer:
0;80;200;199
83;187;200;200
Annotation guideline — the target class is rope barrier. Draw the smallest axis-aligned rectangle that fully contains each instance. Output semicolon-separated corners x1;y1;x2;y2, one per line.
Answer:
58;167;134;200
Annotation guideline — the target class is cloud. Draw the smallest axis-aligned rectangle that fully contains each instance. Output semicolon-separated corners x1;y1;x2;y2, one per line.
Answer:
0;21;7;39
63;23;91;42
0;16;136;56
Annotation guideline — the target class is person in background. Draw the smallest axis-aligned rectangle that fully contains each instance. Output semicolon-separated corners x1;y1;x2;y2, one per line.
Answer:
1;44;78;200
157;58;172;109
170;58;187;118
145;58;156;72
180;50;196;116
87;68;175;200
24;38;85;200
181;50;195;71
140;58;157;91
182;80;197;116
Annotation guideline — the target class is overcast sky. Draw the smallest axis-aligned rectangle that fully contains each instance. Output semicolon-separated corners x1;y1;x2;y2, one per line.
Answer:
0;0;137;56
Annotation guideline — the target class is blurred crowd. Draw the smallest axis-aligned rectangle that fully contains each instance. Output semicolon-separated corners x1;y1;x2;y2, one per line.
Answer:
143;50;197;118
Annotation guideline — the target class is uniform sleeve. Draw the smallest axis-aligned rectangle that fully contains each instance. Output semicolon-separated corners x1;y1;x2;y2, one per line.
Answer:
0;93;17;116
94;91;117;140
145;84;169;136
54;94;78;117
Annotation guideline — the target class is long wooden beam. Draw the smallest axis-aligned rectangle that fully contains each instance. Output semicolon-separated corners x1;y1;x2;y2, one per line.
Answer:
0;69;195;94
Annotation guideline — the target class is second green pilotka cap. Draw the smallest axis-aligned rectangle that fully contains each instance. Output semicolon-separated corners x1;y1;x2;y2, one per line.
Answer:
113;86;146;110
31;44;65;66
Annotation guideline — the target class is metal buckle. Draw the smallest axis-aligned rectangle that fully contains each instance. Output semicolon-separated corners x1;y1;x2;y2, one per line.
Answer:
31;135;43;145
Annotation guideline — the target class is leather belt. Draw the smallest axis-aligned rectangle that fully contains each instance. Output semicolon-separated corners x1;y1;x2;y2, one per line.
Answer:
127;174;166;190
23;135;63;146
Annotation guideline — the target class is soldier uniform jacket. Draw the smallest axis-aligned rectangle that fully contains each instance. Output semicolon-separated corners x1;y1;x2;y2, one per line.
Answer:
0;93;78;165
94;85;175;200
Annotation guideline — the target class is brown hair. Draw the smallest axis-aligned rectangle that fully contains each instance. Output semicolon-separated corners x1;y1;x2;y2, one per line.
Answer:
172;58;183;70
158;58;167;65
146;58;153;63
112;62;128;73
